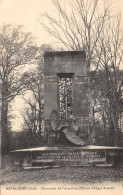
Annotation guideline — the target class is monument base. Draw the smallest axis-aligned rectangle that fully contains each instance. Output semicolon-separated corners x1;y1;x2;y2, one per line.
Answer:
11;145;123;169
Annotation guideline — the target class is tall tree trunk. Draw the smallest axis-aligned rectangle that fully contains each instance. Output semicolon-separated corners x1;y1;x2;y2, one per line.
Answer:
111;107;121;146
102;113;106;145
38;101;42;140
1;83;10;155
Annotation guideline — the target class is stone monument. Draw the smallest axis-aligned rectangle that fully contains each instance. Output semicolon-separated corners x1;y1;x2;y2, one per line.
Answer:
11;51;123;168
44;51;90;145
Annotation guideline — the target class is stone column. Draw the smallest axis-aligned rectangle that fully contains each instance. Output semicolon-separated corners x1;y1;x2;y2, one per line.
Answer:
73;76;90;142
44;76;59;145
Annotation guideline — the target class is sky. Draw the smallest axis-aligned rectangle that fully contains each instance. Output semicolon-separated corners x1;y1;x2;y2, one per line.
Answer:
0;0;123;45
0;0;123;131
0;0;56;45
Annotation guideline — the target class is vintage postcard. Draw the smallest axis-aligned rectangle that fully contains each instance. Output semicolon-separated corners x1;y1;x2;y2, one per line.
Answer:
0;0;123;195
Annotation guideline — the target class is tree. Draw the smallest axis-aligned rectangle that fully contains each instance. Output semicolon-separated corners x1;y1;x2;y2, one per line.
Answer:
92;15;123;145
0;24;37;154
40;0;123;146
40;0;111;137
41;0;111;68
91;69;123;145
20;44;53;146
20;104;42;147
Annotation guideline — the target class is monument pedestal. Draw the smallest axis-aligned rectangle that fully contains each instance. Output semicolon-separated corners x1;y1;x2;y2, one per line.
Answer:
11;146;123;169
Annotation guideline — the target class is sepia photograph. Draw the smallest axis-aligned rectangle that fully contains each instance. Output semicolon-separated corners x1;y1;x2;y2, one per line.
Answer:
0;0;123;195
